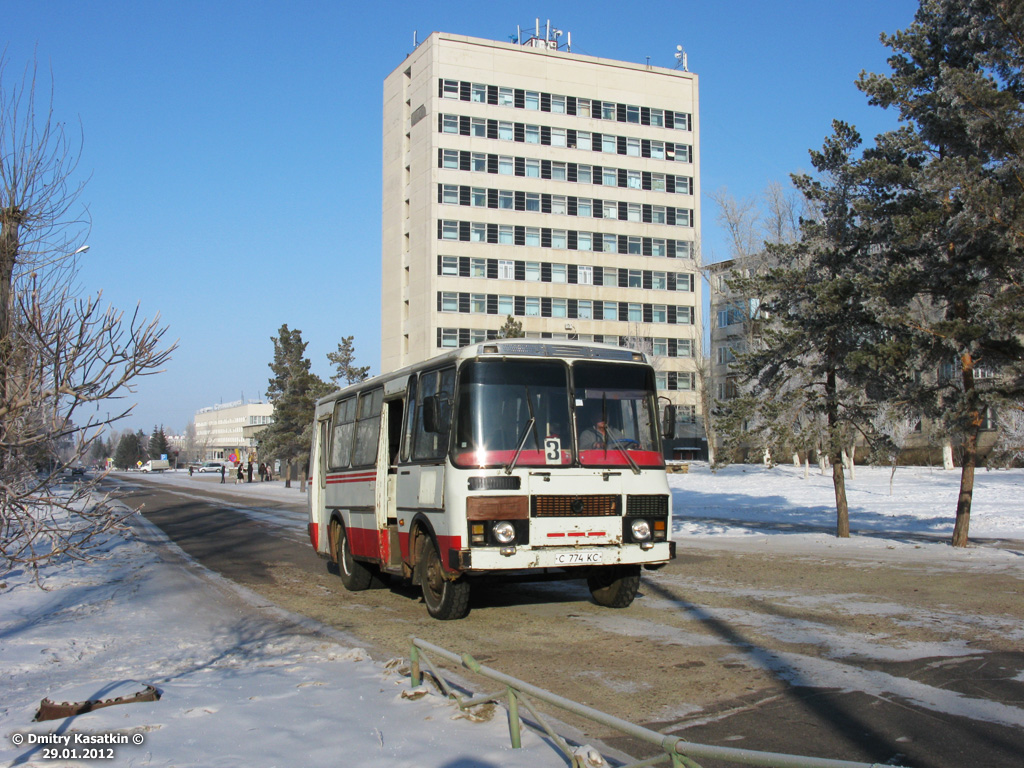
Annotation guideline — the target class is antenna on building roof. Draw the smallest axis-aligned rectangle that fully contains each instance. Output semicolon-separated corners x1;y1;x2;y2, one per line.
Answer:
674;44;688;71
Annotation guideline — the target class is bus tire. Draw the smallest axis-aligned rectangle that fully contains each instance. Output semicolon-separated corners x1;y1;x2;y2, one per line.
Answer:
331;519;373;592
417;536;470;620
587;565;641;608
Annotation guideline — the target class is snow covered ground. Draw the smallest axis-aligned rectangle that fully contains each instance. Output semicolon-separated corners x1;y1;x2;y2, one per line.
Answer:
1;463;1022;767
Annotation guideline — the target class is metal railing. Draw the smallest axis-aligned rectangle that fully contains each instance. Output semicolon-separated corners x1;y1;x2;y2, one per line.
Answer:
409;637;908;768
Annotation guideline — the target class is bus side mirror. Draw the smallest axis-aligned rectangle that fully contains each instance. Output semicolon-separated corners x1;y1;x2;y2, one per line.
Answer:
662;404;676;439
423;395;442;433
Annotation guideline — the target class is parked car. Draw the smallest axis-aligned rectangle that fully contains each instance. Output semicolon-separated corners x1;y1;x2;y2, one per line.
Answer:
198;462;224;473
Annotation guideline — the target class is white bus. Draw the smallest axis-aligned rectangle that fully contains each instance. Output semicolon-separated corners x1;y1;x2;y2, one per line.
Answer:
307;340;675;620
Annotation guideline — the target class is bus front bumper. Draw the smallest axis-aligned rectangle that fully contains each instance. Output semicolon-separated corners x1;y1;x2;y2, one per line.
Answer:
448;540;675;573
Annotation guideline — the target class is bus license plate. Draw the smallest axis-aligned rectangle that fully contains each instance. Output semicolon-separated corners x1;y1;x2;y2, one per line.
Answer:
555;551;603;565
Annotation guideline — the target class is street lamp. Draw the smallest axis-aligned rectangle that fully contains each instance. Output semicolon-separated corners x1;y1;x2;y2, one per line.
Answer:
72;245;90;256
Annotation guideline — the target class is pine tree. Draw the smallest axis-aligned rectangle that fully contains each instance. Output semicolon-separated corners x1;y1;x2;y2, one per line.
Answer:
856;0;1024;546
498;315;524;338
113;432;142;469
326;336;370;386
728;122;891;536
261;325;331;488
148;425;170;461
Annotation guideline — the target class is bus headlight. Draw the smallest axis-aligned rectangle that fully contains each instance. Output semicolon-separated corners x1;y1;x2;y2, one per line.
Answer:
630;519;652;542
492;521;516;545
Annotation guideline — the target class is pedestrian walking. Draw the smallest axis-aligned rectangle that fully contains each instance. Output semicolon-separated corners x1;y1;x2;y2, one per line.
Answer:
247;461;253;483
236;463;243;484
258;462;266;482
220;465;225;484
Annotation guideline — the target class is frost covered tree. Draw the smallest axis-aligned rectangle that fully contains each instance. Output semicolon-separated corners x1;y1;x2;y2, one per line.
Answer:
1;56;174;574
856;0;1024;546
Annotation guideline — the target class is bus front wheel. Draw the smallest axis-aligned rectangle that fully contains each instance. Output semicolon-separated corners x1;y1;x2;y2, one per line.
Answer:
587;565;641;608
417;536;470;620
330;519;373;591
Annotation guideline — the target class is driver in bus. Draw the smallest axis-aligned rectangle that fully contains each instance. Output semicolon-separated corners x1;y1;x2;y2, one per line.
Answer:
579;414;621;450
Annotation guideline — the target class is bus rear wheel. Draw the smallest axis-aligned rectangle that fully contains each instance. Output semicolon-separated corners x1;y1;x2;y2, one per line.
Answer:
417;536;470;620
330;520;373;591
587;564;641;608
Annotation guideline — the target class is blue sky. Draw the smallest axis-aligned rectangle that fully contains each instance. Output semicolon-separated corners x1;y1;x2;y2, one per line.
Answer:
4;0;919;434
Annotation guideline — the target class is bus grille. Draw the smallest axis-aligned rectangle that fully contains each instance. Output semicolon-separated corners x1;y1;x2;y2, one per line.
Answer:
626;494;669;517
532;494;620;517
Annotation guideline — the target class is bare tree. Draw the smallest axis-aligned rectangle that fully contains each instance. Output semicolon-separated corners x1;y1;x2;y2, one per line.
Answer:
1;55;175;576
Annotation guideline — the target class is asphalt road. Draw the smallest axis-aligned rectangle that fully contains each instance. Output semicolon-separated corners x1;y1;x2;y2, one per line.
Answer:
114;473;1024;768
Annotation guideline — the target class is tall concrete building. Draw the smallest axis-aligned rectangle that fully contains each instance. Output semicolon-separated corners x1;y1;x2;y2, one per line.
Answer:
381;28;704;457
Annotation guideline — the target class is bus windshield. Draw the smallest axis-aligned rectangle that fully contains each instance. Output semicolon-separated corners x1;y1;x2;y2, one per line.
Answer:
452;358;663;469
453;360;573;468
573;361;663;468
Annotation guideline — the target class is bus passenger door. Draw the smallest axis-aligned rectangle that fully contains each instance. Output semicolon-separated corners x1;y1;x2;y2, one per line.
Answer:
308;417;329;555
376;399;404;568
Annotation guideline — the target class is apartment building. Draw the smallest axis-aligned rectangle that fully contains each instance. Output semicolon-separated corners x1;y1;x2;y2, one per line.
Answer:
193;400;274;463
381;28;705;457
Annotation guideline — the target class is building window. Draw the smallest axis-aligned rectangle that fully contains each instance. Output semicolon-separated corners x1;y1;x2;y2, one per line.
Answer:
441;292;458;312
470;257;486;277
441;79;459;99
440;220;458;240
627;170;641;189
498;155;514;174
577;131;592;151
602;301;617;320
677;339;693;357
578;265;593;285
525;192;541;211
441;149;458;169
525;262;541;281
525;158;541;177
601;102;616;120
498;87;514;107
498;121;514;140
441;184;459;205
441;114;458;133
653;338;668;356
551;230;568;250
471;152;487;172
677;306;694;324
551;94;566;113
525;297;540;316
675;208;692;227
470;117;487;137
441;256;458;276
498;190;514;209
470;329;487;344
676;240;694;259
628;303;642;322
551;195;567;215
602;267;617;287
652;238;666;257
551;298;567;318
498;295;514;315
525;227;541;247
578;299;593;319
650;108;664;127
577;198;593;217
578;98;592;118
652;271;667;290
650;140;665;159
470;222;486;242
551;263;567;282
498;259;515;279
656;372;668;391
551;161;567;181
626;105;640;123
471;83;487;103
602;167;617;186
578;231;593;251
673;112;691;130
551;127;567;147
717;346;736;364
627;236;642;255
628;269;642;288
627;203;641;222
676;273;694;292
441;328;459;347
652;173;666;192
674;144;692;163
471;187;487;207
652;305;667;323
525;90;540;110
525;124;540;144
651;205;667;224
601;134;616;153
626;137;641;156
471;294;487;313
675;176;692;195
603;234;617;253
498;225;514;244
577;165;593;184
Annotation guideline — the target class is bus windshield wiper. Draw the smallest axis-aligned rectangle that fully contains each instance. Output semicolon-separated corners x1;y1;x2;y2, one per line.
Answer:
505;416;536;475
607;432;641;475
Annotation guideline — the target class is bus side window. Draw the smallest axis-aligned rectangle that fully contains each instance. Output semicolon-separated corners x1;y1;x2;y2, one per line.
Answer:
412;367;454;461
400;375;418;463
